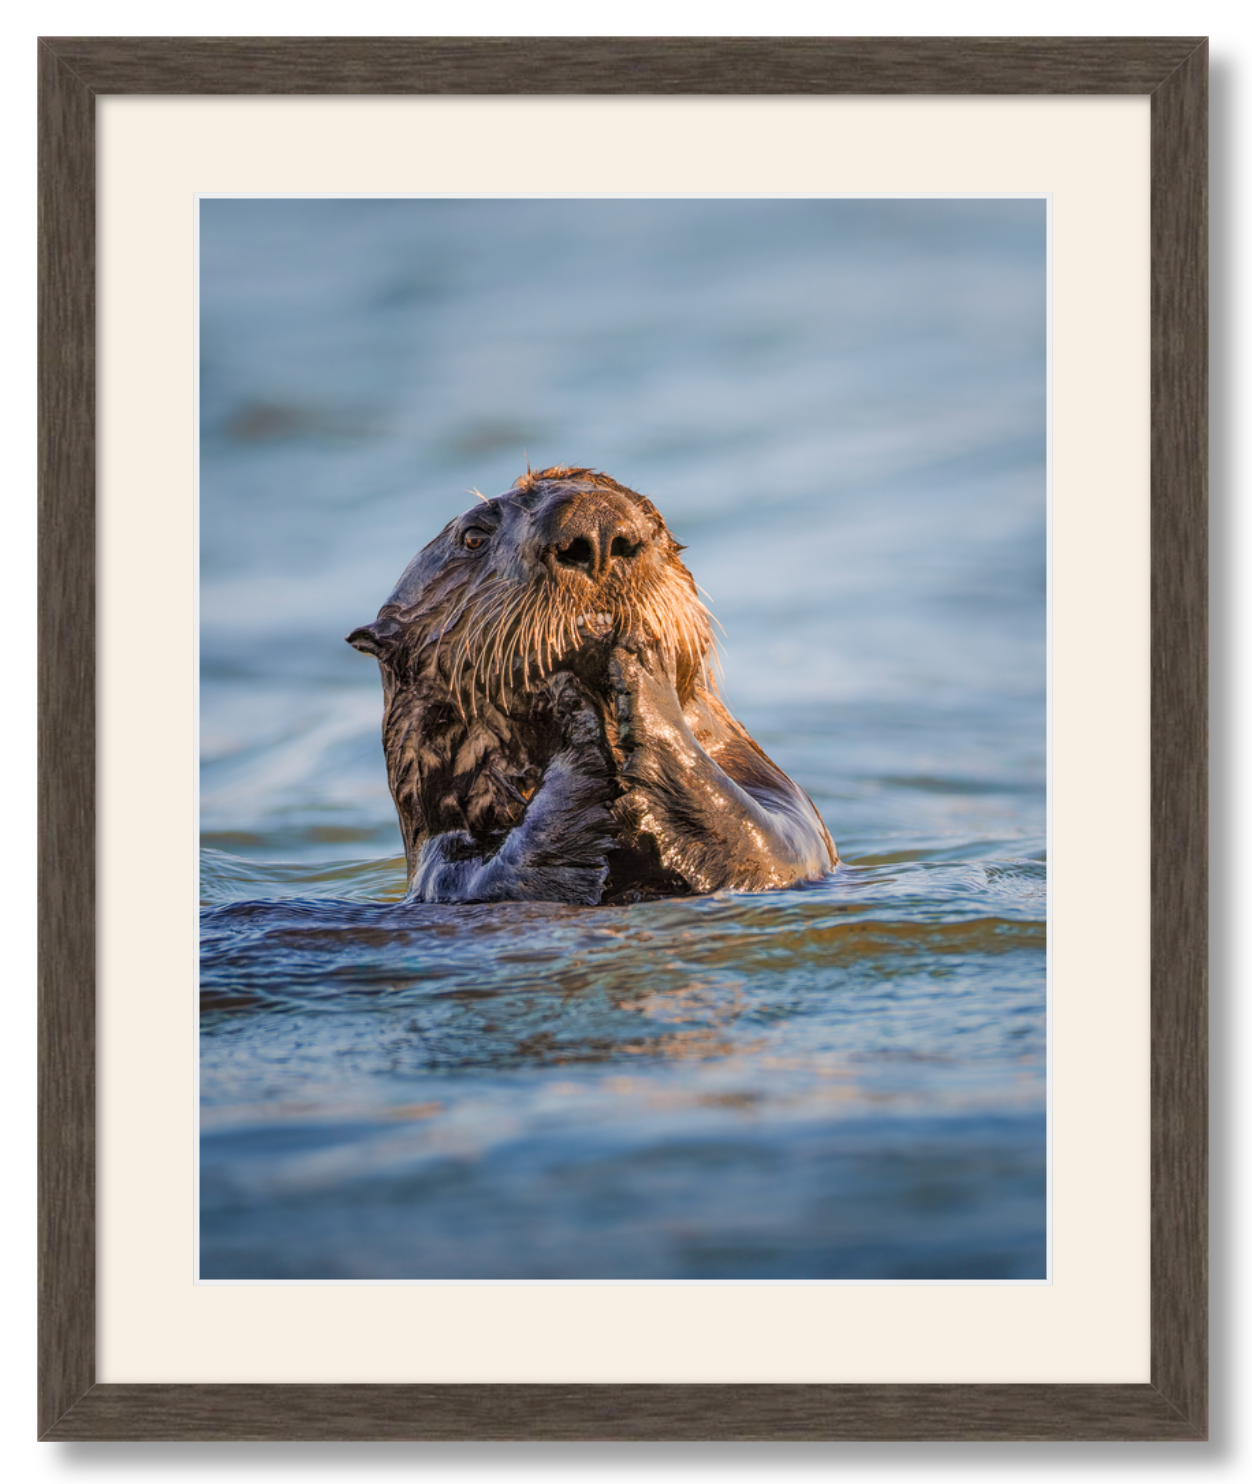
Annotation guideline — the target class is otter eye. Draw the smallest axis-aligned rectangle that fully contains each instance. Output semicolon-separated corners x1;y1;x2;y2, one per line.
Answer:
462;528;490;551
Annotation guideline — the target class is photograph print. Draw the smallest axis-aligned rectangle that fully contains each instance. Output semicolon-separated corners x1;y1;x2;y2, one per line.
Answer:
198;197;1047;1280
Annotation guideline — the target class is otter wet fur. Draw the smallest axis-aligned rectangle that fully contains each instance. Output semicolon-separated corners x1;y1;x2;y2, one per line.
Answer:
347;467;837;906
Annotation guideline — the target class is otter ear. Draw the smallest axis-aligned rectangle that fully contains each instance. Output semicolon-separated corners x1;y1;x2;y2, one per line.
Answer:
346;617;401;659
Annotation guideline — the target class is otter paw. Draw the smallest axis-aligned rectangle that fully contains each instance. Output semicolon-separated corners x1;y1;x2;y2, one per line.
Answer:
608;643;688;757
612;785;654;837
544;669;587;714
409;831;482;902
608;645;649;749
544;671;609;756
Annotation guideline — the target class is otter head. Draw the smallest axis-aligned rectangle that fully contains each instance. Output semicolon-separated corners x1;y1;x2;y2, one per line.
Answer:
347;467;714;713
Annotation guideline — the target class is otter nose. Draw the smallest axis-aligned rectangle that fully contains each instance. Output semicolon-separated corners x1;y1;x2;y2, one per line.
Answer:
547;498;645;578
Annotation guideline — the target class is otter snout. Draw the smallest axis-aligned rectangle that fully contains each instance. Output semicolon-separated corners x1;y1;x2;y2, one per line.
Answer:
539;492;649;579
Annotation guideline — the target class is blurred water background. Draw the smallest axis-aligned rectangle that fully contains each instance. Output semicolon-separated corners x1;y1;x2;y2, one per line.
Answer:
199;198;1047;1279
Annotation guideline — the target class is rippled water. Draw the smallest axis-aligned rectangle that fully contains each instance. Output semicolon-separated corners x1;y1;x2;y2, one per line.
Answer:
199;198;1047;1279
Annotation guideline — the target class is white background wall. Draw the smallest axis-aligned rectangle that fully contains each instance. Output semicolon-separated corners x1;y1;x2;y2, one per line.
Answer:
1;0;1242;1476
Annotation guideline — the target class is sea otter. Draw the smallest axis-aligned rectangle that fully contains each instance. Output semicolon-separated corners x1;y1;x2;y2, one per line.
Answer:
347;467;836;905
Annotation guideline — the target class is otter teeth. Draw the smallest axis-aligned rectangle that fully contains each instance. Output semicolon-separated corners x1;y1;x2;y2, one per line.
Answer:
576;612;613;633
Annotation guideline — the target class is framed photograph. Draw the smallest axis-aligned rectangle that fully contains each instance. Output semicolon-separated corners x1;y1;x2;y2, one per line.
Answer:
39;37;1207;1440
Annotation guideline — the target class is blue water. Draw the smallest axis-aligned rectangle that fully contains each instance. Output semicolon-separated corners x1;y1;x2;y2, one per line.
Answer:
199;198;1047;1279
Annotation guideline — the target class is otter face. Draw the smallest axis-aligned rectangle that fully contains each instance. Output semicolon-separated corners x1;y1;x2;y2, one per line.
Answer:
347;467;714;710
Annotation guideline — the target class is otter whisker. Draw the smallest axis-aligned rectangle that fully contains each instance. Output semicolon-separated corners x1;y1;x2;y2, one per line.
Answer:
454;578;514;698
434;574;505;702
516;589;543;692
460;590;510;696
490;588;531;704
503;592;537;698
485;598;516;703
537;606;554;679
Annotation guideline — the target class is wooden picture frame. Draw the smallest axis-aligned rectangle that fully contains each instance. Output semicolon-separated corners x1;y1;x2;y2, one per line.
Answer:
38;36;1207;1441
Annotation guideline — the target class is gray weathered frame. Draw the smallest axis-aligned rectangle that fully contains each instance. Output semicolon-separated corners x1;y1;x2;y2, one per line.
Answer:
38;36;1207;1441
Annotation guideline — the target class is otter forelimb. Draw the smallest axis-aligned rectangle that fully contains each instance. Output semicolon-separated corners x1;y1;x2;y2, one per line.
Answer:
609;642;832;895
409;675;615;906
